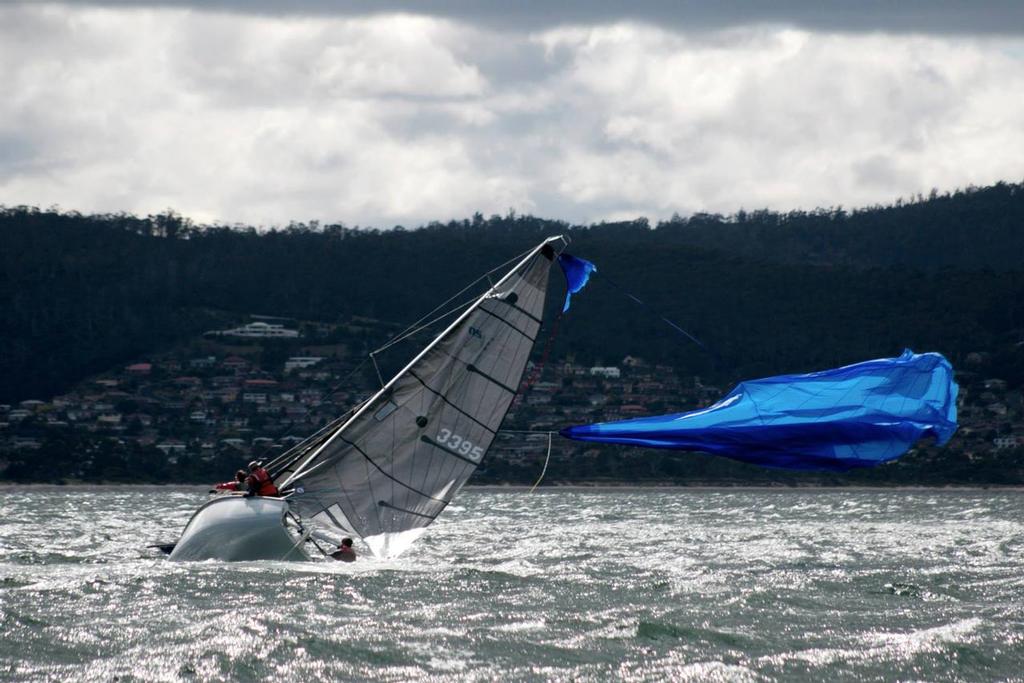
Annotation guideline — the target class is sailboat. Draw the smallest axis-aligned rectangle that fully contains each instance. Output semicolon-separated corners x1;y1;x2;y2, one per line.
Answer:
168;235;569;561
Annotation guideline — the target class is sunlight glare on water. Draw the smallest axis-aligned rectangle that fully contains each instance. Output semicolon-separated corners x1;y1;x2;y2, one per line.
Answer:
1;486;1022;681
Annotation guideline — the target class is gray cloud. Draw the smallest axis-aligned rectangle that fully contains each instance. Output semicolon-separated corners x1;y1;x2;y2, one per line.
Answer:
1;5;1023;229
14;0;1024;35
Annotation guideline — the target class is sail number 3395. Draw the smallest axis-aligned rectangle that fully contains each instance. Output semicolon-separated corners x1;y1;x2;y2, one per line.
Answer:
436;428;484;462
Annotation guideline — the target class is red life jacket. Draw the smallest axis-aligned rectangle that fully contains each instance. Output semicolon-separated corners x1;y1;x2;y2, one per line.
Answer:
247;467;279;497
214;481;241;491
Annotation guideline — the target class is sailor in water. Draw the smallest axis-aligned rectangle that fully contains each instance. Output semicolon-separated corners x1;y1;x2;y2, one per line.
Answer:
244;461;279;497
330;538;357;562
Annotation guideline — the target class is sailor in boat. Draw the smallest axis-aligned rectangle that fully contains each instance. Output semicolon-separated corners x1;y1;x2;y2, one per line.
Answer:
244;461;279;497
330;538;357;562
212;469;247;493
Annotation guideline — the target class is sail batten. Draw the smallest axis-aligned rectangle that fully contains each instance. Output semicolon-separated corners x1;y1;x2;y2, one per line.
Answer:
406;370;498;434
284;236;566;557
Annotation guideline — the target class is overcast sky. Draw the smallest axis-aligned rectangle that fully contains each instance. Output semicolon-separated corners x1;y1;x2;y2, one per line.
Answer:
2;1;1023;228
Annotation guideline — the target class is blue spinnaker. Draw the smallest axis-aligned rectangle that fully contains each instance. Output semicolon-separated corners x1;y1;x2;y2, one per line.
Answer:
557;253;597;312
560;350;958;471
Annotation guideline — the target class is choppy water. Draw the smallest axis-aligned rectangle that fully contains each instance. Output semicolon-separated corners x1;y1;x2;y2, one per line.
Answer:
1;487;1023;682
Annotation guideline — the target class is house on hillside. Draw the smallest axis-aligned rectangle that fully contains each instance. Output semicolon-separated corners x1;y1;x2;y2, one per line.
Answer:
126;363;152;375
222;356;250;372
244;378;278;389
285;357;324;372
156;440;186;455
207;321;300;339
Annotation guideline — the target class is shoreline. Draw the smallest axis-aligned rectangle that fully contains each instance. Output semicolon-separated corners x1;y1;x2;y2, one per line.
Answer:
468;483;1024;492
1;481;1022;492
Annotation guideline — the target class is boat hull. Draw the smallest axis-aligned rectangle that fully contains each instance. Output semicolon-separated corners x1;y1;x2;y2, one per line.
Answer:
169;496;309;562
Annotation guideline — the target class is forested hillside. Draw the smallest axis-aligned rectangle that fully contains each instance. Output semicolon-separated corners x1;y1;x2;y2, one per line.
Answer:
3;182;1024;405
655;181;1024;269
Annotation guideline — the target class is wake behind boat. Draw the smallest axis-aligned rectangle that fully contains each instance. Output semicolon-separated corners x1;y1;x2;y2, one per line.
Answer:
166;235;571;561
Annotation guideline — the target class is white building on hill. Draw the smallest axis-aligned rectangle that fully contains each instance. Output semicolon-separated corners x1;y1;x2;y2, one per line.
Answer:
207;322;299;338
285;356;324;372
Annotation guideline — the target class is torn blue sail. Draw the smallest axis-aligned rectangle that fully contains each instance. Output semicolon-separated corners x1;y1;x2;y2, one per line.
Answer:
557;253;596;312
561;350;958;471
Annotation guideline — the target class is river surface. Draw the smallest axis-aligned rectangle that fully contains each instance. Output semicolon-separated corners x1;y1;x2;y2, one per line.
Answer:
1;487;1022;682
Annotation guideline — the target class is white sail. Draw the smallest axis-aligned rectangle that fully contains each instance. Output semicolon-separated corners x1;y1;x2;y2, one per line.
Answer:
281;236;567;557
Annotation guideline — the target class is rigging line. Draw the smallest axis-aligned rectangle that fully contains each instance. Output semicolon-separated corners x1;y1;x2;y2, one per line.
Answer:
286;511;330;556
370;243;538;357
593;274;718;361
282;527;314;560
529;432;554;493
373;245;537;353
499;430;558;434
370;352;386;388
516;310;563;401
320;503;355;536
370;296;477;356
263;354;373;458
266;425;337;480
308;535;329;556
281;511;317;559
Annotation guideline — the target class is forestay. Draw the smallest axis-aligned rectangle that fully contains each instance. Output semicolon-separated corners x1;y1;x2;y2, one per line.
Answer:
280;236;567;557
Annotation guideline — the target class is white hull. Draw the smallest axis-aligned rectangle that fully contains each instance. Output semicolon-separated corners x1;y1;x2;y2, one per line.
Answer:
169;496;310;562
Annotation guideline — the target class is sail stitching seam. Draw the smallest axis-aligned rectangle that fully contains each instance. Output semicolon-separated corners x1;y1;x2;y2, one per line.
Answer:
379;500;443;520
339;436;450;503
476;305;537;341
466;364;516;395
408;370;498;434
498;296;543;324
